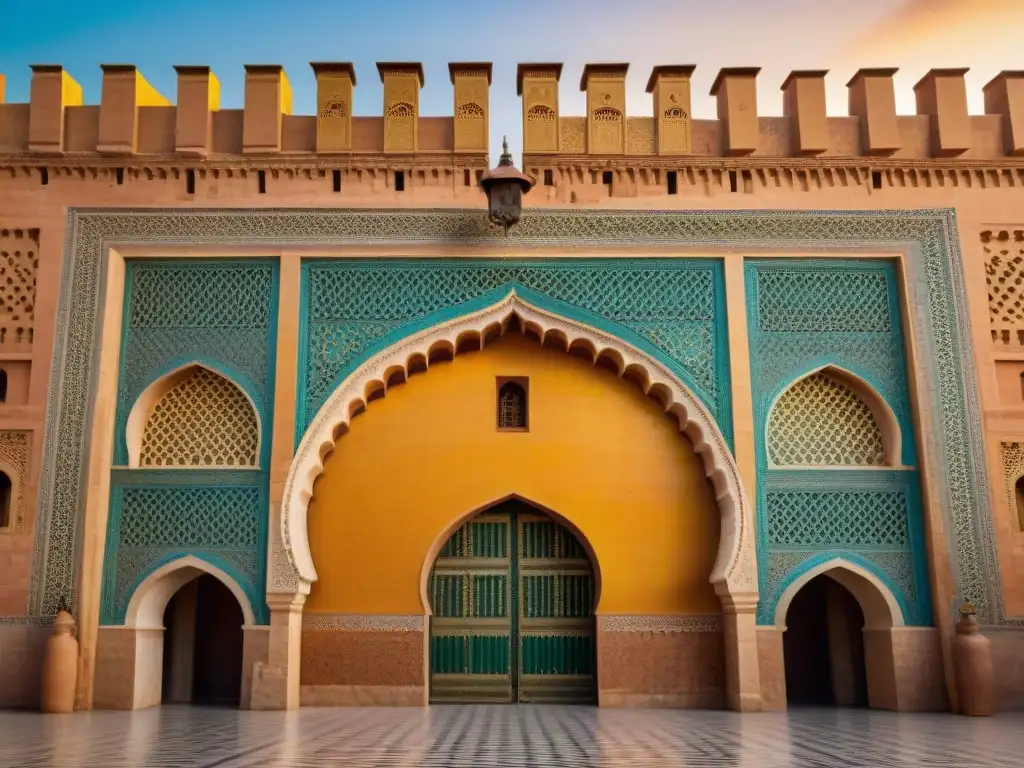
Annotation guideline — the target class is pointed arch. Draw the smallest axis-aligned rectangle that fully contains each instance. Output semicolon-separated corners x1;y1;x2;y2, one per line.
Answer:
125;362;262;468
418;492;604;618
123;554;256;629
773;556;904;631
277;289;754;603
766;364;902;468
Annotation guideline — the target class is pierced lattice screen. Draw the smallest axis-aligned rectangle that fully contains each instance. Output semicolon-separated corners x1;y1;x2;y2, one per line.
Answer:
139;367;259;467
768;372;885;466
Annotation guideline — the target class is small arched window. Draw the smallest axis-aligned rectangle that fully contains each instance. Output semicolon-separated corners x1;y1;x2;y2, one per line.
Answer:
0;369;7;403
497;379;528;431
0;471;12;529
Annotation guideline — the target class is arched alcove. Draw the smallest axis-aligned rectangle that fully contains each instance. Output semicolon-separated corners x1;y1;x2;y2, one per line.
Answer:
125;364;261;468
116;556;254;709
774;558;907;711
767;366;902;468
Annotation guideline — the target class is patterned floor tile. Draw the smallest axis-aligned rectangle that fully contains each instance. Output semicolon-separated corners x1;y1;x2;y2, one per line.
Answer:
0;705;1022;768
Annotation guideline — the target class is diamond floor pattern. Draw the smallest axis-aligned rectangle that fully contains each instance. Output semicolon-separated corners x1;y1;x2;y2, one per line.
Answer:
1;705;1022;768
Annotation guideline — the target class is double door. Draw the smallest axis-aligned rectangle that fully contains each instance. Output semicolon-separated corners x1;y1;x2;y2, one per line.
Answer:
429;499;596;703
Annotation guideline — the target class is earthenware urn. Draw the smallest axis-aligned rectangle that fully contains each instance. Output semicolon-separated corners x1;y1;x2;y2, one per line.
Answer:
40;604;78;713
952;604;993;716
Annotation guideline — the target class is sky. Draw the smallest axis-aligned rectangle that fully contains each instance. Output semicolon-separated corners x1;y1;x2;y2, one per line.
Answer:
1;0;1021;161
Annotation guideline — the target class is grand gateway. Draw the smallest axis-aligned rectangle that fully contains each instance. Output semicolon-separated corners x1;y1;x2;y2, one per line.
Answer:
0;60;1022;713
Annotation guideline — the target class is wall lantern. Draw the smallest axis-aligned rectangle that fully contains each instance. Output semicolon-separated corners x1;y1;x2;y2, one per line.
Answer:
479;137;534;235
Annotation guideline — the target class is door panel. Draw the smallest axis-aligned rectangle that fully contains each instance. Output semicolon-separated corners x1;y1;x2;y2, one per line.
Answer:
429;513;514;702
429;501;596;704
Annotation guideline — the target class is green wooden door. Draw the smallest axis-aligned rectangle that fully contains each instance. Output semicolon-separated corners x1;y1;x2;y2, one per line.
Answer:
429;499;596;704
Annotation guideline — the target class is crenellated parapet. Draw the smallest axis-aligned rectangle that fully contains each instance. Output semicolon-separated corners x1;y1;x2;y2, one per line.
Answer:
518;63;1024;201
518;64;1024;160
0;61;492;164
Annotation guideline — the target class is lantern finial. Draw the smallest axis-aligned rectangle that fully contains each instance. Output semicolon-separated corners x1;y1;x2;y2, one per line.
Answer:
479;135;534;236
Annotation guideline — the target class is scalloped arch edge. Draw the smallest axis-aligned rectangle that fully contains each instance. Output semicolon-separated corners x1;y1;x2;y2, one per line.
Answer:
276;289;758;599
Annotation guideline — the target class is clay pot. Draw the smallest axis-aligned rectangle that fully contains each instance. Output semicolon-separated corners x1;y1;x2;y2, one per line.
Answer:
952;611;994;717
40;609;78;714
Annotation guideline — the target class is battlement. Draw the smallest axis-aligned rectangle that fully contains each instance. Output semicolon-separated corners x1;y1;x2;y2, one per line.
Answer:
0;62;1021;164
0;61;492;159
520;64;1024;160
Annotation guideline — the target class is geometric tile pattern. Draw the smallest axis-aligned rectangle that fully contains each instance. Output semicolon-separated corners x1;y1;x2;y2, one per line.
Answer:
27;209;1002;634
299;259;729;443
100;477;267;625
139;367;259;467
1;707;1022;768
768;372;885;466
747;260;931;626
766;490;910;548
757;267;892;333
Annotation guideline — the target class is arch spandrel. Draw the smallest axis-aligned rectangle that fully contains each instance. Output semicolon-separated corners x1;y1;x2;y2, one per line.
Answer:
276;290;756;603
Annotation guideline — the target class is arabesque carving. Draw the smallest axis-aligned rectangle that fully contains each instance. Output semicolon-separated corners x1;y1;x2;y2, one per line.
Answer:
983;229;1024;348
0;228;38;351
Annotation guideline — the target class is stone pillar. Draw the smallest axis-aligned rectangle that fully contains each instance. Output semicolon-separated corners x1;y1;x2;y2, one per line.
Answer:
914;68;971;157
28;65;83;153
782;70;829;155
720;593;763;711
174;65;219;158
75;252;129;709
0;72;5;103
983;70;1024;156
755;627;787;710
711;68;760;156
250;593;304;710
720;253;763;711
847;68;901;155
254;252;304;710
98;65;169;155
243;65;292;154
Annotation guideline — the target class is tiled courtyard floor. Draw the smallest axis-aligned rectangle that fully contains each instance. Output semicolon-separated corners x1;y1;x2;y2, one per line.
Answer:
1;705;1022;768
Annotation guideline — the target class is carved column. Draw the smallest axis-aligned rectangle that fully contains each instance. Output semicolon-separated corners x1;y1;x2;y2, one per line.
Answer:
580;63;628;155
721;253;763;711
984;70;1024;156
258;252;303;710
311;62;355;153
450;62;491;154
647;65;695;156
378;62;423;154
28;65;83;154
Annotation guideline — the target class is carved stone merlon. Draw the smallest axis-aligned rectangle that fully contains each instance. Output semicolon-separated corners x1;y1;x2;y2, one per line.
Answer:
28;65;83;154
311;62;356;153
378;62;423;154
581;63;628;155
518;63;562;154
984;70;1024;156
243;65;292;154
173;66;220;158
782;70;829;156
98;65;169;155
646;65;695;156
449;62;491;154
914;68;971;157
711;68;760;156
847;68;901;155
